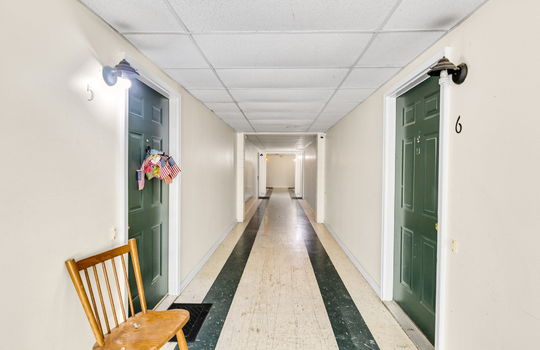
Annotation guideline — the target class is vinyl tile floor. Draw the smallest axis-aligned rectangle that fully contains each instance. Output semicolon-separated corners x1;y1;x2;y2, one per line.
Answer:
162;189;417;350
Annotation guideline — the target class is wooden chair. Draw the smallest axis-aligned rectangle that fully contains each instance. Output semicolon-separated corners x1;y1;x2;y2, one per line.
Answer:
66;239;189;350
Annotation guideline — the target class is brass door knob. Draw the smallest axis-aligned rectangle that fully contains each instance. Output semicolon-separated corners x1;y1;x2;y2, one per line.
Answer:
435;223;438;231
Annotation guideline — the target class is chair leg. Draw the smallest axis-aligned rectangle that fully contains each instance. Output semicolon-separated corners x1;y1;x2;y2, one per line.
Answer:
176;329;189;350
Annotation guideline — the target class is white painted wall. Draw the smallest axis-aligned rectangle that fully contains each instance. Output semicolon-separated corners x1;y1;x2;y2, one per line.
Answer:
303;140;318;213
266;154;296;188
181;99;236;281
244;138;259;202
0;0;235;349
325;0;540;348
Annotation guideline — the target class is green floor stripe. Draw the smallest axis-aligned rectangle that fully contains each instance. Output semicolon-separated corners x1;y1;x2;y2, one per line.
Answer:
295;201;380;350
178;197;269;350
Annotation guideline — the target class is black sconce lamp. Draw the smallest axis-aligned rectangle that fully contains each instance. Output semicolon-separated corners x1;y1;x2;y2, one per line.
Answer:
102;59;140;86
427;57;468;84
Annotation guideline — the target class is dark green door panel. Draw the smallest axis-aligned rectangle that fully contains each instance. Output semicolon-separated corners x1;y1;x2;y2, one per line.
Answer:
394;77;439;343
128;79;169;311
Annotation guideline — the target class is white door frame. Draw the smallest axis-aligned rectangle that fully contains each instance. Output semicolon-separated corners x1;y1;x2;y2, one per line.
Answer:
236;133;245;222
380;47;452;349
258;151;267;197
316;133;326;223
294;151;304;198
119;52;181;297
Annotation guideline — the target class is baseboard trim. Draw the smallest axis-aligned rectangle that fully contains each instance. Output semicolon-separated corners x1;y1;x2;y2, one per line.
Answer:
154;294;176;311
178;221;237;292
324;223;382;297
244;198;261;217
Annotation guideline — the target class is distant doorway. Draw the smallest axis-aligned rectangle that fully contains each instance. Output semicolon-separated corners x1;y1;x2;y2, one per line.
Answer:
266;154;296;190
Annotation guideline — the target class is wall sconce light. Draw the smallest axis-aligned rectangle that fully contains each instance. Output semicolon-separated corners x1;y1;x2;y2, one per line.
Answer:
427;57;468;84
102;59;139;87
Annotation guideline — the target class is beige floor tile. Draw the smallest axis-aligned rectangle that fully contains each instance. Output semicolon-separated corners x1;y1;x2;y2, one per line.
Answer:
171;189;417;350
299;199;418;350
215;190;338;350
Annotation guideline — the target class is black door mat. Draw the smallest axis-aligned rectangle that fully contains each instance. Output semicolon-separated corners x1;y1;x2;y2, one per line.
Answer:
167;303;212;342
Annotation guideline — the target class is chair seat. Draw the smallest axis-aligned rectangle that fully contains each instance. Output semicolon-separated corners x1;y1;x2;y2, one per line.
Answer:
93;310;190;350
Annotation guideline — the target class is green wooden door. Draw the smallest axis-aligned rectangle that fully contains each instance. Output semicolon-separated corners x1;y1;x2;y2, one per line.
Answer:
394;77;439;343
128;79;169;310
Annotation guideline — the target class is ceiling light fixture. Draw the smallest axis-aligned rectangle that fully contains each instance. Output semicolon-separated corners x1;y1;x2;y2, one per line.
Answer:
102;59;140;87
427;57;468;84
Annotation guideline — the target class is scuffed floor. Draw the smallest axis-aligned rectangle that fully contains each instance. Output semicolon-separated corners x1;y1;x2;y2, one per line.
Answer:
163;189;417;350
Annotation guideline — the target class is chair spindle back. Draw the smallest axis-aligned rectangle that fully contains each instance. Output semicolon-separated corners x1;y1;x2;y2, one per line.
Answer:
65;239;147;347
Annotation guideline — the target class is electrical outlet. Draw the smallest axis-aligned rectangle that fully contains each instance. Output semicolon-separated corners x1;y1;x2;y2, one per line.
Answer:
451;239;458;253
112;227;118;241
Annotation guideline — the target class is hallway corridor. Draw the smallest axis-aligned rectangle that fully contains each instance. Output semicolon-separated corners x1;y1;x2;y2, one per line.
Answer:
169;189;417;350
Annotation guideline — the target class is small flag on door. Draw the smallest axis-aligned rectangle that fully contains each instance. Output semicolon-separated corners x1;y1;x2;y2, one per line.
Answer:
137;170;145;190
159;157;172;180
167;156;181;179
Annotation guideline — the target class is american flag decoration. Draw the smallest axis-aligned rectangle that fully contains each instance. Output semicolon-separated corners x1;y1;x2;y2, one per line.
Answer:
163;176;173;185
137;157;152;190
136;151;180;191
167;156;181;179
159;158;172;180
137;170;145;190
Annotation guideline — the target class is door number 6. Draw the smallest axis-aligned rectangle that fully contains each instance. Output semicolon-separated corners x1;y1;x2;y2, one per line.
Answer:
455;115;463;134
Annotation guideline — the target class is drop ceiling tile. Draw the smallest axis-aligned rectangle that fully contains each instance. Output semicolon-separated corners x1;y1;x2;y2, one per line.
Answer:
240;102;324;113
250;119;313;128
215;111;246;120
312;118;337;127
312;111;347;130
224;118;253;131
310;89;368;125
205;102;241;113
322;97;360;116
356;32;445;67
81;0;186;33
253;123;311;132
343;68;401;88
194;33;372;68
249;134;316;150
245;111;317;120
309;121;334;132
166;69;223;89
384;0;487;31
317;110;342;120
331;88;375;104
125;34;208;68
217;69;348;89
170;0;397;31
189;89;233;103
230;89;333;103
316;111;346;124
260;127;307;132
233;126;254;132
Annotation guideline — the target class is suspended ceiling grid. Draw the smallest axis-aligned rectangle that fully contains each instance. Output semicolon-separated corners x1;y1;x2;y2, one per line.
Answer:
82;0;488;132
